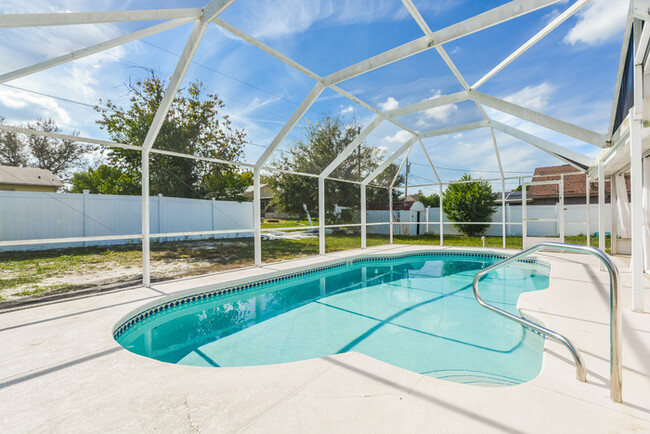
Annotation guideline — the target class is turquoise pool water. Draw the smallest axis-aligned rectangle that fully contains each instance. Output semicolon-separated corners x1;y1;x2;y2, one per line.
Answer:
116;253;549;386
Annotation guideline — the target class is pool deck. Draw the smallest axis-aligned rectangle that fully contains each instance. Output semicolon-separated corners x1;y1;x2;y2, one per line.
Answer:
1;244;649;433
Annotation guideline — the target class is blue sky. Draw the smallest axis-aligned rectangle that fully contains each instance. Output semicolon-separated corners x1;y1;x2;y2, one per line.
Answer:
0;0;629;190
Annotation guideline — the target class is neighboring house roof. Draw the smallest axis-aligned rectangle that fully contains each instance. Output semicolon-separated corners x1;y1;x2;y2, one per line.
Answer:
244;183;273;199
527;164;629;199
0;165;63;188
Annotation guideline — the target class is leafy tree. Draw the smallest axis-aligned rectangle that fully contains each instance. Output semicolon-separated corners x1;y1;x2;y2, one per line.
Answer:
443;174;497;236
268;115;403;219
0;117;28;167
0;117;90;182
70;165;140;195
26;119;90;181
95;73;250;200
416;191;440;207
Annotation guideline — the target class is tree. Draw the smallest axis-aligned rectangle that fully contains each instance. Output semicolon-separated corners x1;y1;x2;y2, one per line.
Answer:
0;117;28;167
268;115;403;219
443;174;497;236
95;72;251;200
416;191;440;207
70;165;140;195
26;119;90;180
0;117;90;182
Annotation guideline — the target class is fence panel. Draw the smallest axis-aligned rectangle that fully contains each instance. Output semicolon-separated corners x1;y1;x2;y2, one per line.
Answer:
0;191;254;251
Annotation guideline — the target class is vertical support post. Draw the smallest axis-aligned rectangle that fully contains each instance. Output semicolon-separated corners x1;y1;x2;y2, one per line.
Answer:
630;109;645;310
253;168;262;266
426;206;430;233
319;177;325;255
631;14;645;311
598;159;606;269
586;175;591;246
439;183;444;246
558;174;564;243
361;184;367;248
521;177;527;249
389;188;394;243
501;178;506;249
82;189;89;247
158;193;163;235
610;174;618;254
210;197;215;233
142;152;151;287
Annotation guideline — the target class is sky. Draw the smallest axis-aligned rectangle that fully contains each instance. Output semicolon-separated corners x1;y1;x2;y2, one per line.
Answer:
0;0;630;192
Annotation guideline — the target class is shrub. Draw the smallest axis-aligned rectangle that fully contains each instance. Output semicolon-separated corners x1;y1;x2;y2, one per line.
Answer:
443;174;497;236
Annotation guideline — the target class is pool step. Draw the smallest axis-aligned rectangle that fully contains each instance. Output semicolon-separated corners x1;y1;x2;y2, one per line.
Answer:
425;369;523;387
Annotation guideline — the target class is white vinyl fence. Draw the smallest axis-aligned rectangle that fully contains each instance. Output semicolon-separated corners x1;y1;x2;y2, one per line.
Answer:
367;204;610;237
0;190;254;251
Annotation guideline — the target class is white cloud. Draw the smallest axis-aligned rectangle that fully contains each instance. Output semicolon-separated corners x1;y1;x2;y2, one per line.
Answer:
0;86;71;124
383;130;411;144
378;96;399;111
230;0;459;40
416;90;458;127
564;0;628;46
339;105;354;114
503;82;555;111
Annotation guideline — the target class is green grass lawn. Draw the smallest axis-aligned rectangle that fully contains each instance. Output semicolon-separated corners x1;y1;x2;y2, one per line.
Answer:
0;233;611;303
261;218;318;230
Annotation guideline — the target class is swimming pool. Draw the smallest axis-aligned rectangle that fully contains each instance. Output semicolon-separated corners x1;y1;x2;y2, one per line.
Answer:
115;252;550;386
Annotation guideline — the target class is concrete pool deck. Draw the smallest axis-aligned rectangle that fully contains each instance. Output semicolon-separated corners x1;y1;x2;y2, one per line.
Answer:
1;244;649;433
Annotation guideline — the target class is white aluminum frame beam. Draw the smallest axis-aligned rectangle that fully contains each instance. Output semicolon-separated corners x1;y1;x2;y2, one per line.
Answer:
401;0;505;188
319;116;384;179
473;0;592;90
213;18;320;81
490;127;505;178
634;20;650;65
491;120;593;169
141;0;235;154
608;7;634;140
384;91;468;119
0;9;201;28
631;14;645;311
254;82;325;169
213;18;419;137
139;0;236;286
322;0;560;86
390;142;415;189
0;18;194;85
362;137;417;186
473;92;607;147
419;120;488;139
418;139;442;184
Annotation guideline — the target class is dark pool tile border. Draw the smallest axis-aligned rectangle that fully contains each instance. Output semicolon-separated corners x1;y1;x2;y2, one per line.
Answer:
113;251;545;340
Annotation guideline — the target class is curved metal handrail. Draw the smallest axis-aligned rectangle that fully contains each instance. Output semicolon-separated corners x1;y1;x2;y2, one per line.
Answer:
472;242;622;403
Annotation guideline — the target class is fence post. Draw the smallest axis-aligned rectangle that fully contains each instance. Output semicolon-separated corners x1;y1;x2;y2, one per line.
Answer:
361;184;367;248
157;193;163;237
426;206;430;233
501;178;506;249
586;175;591;246
83;189;89;247
211;197;215;237
389;189;393;243
439;184;444;246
